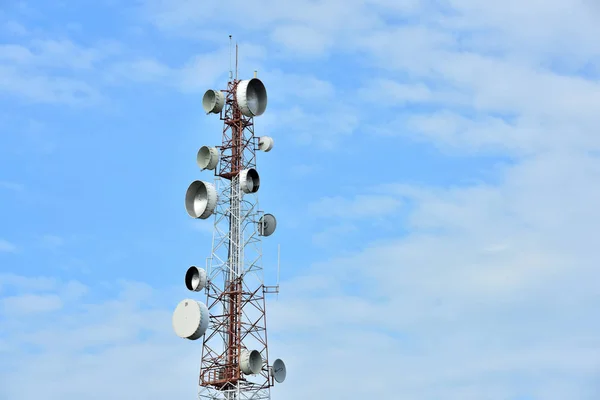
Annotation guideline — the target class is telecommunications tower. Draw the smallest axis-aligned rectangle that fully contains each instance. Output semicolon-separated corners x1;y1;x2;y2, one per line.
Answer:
171;38;286;400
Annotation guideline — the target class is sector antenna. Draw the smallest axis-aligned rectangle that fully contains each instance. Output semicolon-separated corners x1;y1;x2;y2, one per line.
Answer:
172;37;287;400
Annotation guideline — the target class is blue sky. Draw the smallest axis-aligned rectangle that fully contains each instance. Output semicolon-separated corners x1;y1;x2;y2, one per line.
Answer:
2;0;600;399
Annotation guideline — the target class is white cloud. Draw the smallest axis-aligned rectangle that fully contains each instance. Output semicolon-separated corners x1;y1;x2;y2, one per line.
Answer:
359;78;469;109
0;35;122;105
268;155;600;399
309;194;401;219
261;104;359;149
0;39;113;70
0;273;57;291
2;20;28;36
3;146;600;397
262;69;335;104
0;38;113;105
0;64;102;105
0;278;199;400
143;0;383;56
104;43;265;93
251;69;342;148
438;0;600;62
270;25;333;57
311;223;358;248
106;58;171;83
2;293;63;314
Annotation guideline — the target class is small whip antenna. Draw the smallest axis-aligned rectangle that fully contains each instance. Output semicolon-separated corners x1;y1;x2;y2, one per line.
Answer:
228;35;233;80
277;244;281;300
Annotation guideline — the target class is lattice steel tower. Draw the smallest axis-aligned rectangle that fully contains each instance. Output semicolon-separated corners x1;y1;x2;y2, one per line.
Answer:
171;39;286;400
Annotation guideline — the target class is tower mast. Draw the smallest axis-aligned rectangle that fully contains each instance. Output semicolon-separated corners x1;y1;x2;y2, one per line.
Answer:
173;38;285;400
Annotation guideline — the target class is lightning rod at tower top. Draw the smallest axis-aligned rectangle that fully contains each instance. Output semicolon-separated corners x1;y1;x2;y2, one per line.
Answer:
171;36;286;400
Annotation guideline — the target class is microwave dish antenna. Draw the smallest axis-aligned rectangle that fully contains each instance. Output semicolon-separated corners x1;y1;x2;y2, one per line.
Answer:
236;78;268;117
202;89;225;114
258;136;274;152
258;213;277;237
172;299;210;340
185;266;207;292
184;180;217;219
271;359;286;383
197;146;219;170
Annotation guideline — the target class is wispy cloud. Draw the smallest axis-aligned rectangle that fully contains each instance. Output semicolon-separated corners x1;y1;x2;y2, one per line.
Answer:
104;43;265;93
0;181;24;192
2;293;63;314
40;235;65;250
309;194;402;219
0;33;121;105
289;164;318;178
0;39;110;70
0;59;102;106
2;20;28;36
189;219;214;235
311;223;357;248
0;239;17;253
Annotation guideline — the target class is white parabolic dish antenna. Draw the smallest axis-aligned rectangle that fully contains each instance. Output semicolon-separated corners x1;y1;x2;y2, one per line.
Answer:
236;78;267;117
270;359;286;383
172;299;209;340
258;213;277;237
185;180;217;219
197;146;219;170
258;136;274;152
239;168;260;194
185;266;207;292
239;349;262;375
202;89;225;114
